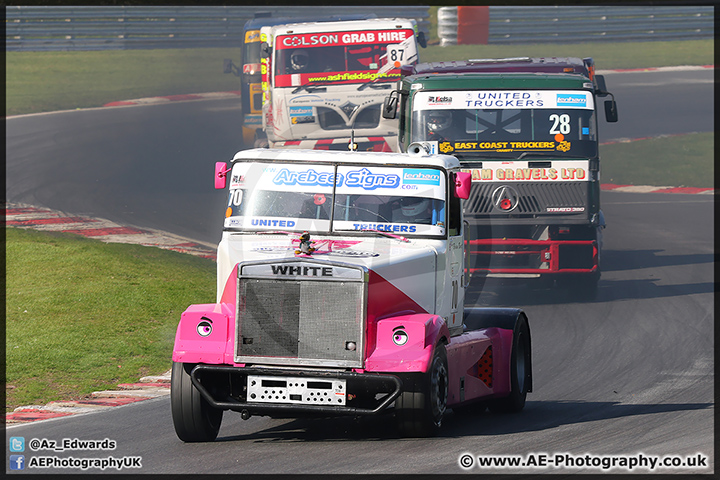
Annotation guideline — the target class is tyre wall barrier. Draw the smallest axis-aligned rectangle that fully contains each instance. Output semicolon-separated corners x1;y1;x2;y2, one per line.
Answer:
5;5;430;52
437;5;714;46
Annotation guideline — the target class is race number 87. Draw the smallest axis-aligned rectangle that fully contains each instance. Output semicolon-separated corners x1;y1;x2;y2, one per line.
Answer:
387;45;405;64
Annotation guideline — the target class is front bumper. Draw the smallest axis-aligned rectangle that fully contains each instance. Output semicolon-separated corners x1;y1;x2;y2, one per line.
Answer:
190;364;403;417
468;238;598;275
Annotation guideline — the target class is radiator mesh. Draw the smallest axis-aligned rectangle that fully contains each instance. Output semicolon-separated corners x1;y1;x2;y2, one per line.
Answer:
236;278;364;367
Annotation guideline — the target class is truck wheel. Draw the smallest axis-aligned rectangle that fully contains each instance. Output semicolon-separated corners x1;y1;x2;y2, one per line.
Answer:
488;314;530;413
171;362;223;442
253;130;269;149
396;344;448;437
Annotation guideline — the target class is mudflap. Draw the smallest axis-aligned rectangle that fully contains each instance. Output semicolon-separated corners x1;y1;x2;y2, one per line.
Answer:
463;307;532;393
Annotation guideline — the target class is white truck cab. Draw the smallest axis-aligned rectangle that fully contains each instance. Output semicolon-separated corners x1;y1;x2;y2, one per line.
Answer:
258;18;424;151
171;146;532;440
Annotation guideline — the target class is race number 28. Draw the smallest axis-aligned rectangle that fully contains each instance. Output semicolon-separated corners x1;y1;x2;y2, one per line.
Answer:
549;114;571;134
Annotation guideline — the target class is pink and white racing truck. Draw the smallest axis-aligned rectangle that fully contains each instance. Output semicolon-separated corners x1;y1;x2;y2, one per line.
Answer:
171;145;532;440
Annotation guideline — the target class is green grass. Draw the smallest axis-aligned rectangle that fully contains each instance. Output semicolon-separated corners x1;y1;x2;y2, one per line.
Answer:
2;134;713;412
5;39;713;116
600;132;714;188
3;37;714;412
5;48;243;116
4;227;216;412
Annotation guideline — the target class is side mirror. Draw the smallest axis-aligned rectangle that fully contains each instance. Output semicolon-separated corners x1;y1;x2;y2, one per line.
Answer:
594;74;609;97
417;31;427;48
260;42;270;59
454;171;472;199
604;99;618;123
223;59;233;74
215;162;229;190
382;91;398;119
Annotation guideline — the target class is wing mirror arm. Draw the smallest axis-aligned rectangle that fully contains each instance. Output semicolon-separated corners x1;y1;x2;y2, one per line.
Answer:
223;59;241;76
382;91;399;119
215;162;231;189
604;93;618;123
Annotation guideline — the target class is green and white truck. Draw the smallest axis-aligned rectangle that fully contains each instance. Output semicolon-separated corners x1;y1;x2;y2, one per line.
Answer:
382;57;618;299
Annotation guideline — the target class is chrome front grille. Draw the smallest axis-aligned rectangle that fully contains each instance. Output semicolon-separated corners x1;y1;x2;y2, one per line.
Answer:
235;269;365;368
465;181;589;216
317;104;381;130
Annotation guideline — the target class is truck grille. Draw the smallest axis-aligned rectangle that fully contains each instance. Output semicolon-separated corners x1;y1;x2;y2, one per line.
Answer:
465;182;588;216
235;277;365;368
317;105;381;130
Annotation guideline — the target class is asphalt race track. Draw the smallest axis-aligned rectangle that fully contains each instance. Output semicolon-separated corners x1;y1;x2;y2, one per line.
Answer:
6;68;713;245
5;69;714;474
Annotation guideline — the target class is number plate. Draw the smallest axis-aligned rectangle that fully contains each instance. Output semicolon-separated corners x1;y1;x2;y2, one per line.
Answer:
247;375;346;405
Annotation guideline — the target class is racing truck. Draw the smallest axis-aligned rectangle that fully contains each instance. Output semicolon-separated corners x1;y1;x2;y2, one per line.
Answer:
257;18;426;151
171;146;532;440
382;57;619;299
223;12;378;146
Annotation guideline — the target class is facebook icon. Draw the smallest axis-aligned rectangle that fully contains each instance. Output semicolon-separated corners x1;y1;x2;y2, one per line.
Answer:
10;455;25;470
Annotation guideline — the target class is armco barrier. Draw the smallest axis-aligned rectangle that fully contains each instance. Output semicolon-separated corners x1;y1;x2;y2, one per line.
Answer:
438;5;714;46
5;5;430;51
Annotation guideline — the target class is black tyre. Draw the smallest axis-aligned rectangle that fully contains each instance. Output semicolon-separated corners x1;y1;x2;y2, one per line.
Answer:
488;314;531;413
171;362;223;442
253;130;269;149
396;344;449;437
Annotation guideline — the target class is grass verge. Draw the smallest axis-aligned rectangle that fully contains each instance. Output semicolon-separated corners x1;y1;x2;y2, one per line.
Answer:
600;132;714;188
5;39;713;116
5;48;243;116
4;227;216;412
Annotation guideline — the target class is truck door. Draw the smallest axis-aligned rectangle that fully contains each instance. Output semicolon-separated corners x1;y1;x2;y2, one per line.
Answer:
445;183;465;333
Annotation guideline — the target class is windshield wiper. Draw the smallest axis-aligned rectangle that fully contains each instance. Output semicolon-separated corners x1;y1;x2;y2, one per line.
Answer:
517;152;557;160
517;152;588;160
357;82;392;91
256;230;295;235
337;228;409;242
292;82;328;94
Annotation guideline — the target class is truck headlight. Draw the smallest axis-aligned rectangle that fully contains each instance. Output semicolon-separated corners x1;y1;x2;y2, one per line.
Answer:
392;328;408;346
197;319;213;337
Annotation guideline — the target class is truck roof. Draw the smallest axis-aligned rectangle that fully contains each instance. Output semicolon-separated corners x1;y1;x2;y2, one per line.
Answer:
401;57;594;79
402;72;592;91
266;18;417;35
232;148;460;170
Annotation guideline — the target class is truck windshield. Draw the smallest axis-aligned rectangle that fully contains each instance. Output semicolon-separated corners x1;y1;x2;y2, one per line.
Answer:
224;162;447;236
411;90;598;159
272;28;417;87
